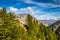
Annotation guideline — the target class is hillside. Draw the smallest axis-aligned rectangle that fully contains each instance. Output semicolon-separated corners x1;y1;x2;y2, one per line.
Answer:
16;14;57;26
49;20;60;40
49;20;60;32
0;8;57;40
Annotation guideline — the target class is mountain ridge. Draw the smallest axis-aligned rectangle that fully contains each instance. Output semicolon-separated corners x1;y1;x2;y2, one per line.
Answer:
16;14;57;26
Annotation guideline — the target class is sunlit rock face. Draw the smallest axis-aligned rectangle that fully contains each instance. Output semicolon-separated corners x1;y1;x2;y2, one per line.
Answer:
16;14;37;25
16;14;57;26
16;14;28;25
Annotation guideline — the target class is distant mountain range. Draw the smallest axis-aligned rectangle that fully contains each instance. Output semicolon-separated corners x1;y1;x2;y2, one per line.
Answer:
38;20;57;26
16;14;57;26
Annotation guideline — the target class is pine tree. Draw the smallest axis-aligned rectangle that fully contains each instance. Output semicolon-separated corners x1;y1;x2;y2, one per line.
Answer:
39;23;57;40
0;8;57;40
26;14;45;40
0;8;21;40
47;28;57;40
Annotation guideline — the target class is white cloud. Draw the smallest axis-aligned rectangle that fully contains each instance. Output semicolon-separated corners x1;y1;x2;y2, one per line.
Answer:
27;7;35;14
7;7;36;14
7;7;18;13
33;12;60;20
0;7;2;10
20;8;27;10
20;0;60;8
7;6;60;20
9;7;18;12
18;7;38;14
18;8;29;14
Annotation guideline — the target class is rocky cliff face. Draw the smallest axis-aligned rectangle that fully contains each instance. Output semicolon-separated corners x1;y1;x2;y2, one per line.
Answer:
16;14;28;25
16;14;57;26
49;20;60;32
49;20;60;40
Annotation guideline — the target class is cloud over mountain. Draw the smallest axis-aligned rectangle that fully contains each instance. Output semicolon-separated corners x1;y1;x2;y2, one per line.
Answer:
0;0;60;20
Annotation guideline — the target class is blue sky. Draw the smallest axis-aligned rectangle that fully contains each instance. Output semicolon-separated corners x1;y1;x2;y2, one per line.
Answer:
0;0;60;20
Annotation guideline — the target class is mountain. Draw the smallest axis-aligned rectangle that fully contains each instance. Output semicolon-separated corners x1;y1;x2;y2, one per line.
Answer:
49;20;60;40
16;14;57;26
49;20;60;32
16;14;28;25
16;14;60;38
38;20;56;26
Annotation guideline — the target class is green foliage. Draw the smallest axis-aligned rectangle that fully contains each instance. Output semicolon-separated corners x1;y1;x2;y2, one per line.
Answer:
47;28;57;40
0;8;57;40
40;23;57;40
26;14;46;40
0;8;20;40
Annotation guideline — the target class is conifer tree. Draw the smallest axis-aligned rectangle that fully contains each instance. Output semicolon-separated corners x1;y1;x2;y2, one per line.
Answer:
40;23;57;40
0;8;21;40
26;14;45;40
47;28;57;40
0;8;57;40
